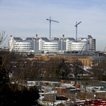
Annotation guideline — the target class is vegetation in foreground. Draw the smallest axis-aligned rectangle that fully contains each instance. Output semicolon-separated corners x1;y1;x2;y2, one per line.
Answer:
0;55;40;106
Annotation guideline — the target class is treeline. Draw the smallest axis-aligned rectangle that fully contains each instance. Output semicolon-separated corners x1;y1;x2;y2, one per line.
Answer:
1;50;106;82
0;50;85;81
89;60;106;81
9;52;106;81
10;54;84;81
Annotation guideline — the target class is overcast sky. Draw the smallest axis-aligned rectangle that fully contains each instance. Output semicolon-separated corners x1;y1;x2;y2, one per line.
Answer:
0;0;106;51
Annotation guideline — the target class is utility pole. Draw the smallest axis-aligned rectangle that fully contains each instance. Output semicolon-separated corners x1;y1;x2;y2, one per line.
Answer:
46;17;59;40
75;21;82;41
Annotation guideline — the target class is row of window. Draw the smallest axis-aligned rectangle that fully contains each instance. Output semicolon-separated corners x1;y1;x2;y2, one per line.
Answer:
15;45;31;47
44;44;58;45
43;48;59;50
14;48;31;49
43;46;58;47
15;44;31;45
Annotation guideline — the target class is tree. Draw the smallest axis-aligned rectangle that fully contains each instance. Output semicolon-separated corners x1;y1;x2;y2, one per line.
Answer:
57;59;71;79
0;53;40;106
43;58;70;79
71;59;83;84
89;60;106;80
44;58;62;79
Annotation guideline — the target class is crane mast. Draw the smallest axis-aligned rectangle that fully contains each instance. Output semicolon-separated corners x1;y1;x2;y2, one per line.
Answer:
46;17;59;40
75;21;82;41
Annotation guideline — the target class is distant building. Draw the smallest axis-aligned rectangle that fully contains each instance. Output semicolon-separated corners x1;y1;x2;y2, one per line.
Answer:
59;37;67;51
35;54;106;67
8;35;96;53
88;35;96;51
8;35;33;53
70;38;89;51
33;37;59;53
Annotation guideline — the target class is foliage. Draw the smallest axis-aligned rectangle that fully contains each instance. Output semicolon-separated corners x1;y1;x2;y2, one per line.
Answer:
89;60;106;81
0;84;40;106
11;57;85;81
12;58;67;80
0;54;40;106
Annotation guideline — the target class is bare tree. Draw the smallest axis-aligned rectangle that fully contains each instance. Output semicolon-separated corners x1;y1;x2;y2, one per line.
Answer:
71;59;83;84
89;60;106;80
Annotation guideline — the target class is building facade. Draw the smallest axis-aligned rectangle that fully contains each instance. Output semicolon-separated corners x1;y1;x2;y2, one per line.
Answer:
33;37;59;53
88;35;96;51
35;54;106;67
8;35;33;53
70;38;89;51
8;35;96;53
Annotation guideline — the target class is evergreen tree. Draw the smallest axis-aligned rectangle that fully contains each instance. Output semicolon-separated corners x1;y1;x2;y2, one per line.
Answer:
0;55;40;106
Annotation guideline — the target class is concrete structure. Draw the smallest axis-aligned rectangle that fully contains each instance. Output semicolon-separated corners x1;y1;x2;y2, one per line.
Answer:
59;37;75;51
8;35;96;53
33;35;96;53
70;38;89;51
33;37;59;53
66;38;75;51
8;35;33;53
88;35;96;51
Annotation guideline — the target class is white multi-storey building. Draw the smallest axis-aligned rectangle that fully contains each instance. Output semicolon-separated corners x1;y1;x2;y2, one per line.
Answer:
8;35;96;53
42;41;59;51
33;37;59;53
8;35;33;52
70;38;89;51
66;38;75;51
59;37;75;51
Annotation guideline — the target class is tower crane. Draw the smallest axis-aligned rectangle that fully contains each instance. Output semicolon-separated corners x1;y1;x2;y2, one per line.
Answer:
75;21;82;41
46;17;59;40
104;46;106;53
103;46;106;56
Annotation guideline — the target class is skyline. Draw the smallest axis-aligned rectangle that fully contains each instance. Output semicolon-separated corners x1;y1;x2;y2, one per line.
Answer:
0;0;106;51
